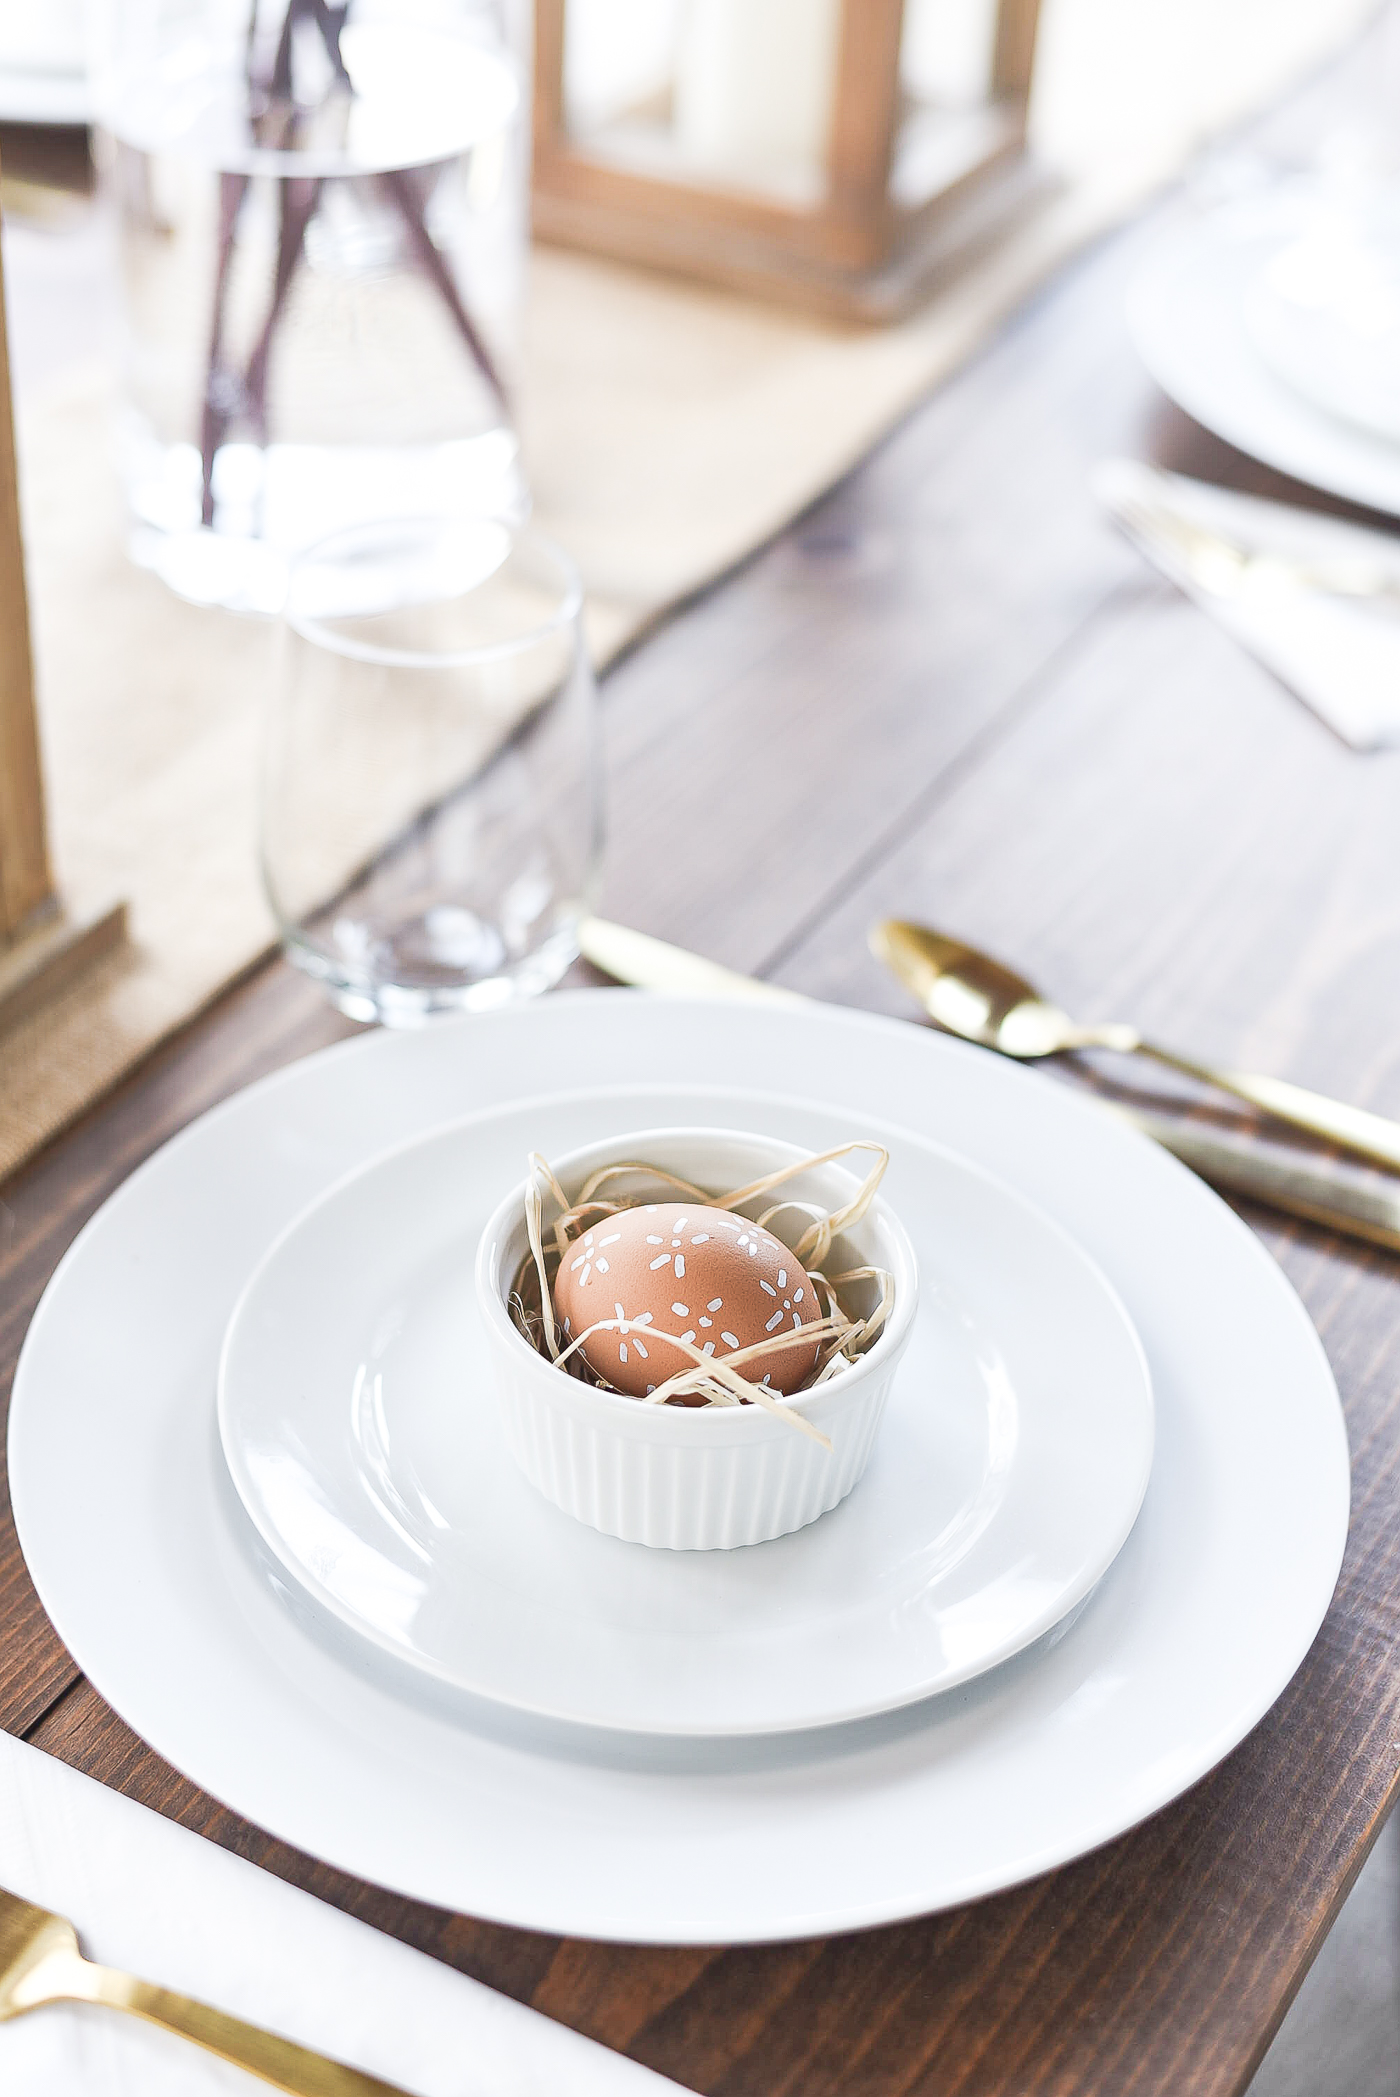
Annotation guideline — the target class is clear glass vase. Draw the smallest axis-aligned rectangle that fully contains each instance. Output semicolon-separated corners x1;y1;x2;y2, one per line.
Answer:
89;0;529;613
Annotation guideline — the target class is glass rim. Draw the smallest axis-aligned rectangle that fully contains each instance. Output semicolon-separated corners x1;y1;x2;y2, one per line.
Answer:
282;516;586;671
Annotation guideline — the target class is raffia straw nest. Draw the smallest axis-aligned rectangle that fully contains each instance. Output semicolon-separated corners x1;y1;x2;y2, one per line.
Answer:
508;1141;895;1451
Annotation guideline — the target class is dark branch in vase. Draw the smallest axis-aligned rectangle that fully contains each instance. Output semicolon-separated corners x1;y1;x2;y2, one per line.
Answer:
199;170;251;528
377;166;511;418
243;175;322;442
196;0;507;535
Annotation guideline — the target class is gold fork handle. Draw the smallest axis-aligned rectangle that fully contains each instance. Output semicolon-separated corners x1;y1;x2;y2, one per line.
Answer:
64;1956;416;2097
1133;1040;1400;1175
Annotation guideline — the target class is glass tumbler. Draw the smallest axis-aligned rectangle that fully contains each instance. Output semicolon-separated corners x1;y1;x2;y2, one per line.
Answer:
261;516;602;1022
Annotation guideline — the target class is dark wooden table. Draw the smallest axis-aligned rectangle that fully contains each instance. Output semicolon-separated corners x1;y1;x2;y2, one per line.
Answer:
6;38;1400;2097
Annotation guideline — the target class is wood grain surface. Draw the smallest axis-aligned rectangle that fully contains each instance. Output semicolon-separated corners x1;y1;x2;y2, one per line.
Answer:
7;32;1400;2097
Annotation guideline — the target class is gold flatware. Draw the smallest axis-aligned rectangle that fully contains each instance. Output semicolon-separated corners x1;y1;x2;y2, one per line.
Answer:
0;1886;412;2097
578;915;1400;1252
1114;1106;1400;1256
1097;460;1400;608
872;919;1400;1175
1119;495;1400;606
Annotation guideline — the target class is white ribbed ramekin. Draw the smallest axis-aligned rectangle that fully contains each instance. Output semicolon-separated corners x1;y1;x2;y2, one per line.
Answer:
474;1126;918;1550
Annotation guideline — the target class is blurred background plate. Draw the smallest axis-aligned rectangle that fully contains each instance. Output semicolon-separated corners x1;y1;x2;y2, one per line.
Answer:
1243;180;1400;445
1128;190;1400;516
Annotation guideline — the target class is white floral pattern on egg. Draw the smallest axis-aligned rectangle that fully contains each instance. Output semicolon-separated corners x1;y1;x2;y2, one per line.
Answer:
552;1202;821;1399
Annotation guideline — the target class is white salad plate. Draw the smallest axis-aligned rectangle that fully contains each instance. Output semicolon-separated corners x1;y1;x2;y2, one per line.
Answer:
216;1092;1154;1737
1128;190;1400;518
9;994;1349;1944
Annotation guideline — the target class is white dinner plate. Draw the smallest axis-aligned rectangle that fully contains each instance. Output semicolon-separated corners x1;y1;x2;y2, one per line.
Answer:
216;1091;1154;1736
9;994;1349;1943
1243;183;1400;446
1128;191;1400;517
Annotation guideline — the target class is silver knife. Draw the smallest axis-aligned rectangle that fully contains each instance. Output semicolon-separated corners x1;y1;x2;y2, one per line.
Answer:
577;916;1400;1256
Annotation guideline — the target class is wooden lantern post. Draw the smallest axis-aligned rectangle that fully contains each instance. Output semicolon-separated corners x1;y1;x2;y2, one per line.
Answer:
533;0;1045;321
0;217;124;1033
0;234;50;939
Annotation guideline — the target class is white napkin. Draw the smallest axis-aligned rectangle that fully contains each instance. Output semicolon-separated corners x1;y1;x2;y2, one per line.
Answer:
1095;457;1400;749
0;1730;690;2097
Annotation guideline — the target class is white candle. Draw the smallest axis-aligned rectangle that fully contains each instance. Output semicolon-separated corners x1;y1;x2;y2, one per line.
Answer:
673;0;844;181
0;0;85;71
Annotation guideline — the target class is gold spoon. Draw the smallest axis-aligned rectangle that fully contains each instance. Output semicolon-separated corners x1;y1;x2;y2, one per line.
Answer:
0;1885;411;2096
871;919;1400;1175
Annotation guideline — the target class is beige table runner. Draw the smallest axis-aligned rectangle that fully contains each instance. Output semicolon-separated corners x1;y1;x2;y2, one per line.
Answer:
0;175;1119;1178
0;0;1375;1177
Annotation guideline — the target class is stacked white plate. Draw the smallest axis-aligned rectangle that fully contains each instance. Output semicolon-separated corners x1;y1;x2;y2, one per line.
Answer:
1129;180;1400;518
9;994;1349;1943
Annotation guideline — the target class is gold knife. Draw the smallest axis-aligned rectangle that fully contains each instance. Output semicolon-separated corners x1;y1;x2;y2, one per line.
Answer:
576;916;1400;1256
579;916;802;1006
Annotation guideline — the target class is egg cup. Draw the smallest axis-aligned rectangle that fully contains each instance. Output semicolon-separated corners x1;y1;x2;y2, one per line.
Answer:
475;1126;919;1550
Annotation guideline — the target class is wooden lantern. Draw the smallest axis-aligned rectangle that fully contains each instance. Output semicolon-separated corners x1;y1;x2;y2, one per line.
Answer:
0;216;124;1034
533;0;1044;321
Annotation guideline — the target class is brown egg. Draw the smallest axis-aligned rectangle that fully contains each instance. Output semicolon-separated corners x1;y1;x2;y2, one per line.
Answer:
552;1201;822;1400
